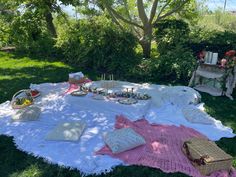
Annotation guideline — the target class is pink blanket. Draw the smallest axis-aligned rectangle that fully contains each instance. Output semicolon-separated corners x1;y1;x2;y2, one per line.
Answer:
96;115;236;177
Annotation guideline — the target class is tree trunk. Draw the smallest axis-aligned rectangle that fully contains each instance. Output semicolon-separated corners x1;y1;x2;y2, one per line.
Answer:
139;24;152;58
44;12;57;38
140;40;151;58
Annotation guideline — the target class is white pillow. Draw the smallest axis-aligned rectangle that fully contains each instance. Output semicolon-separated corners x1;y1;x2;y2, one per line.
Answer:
12;106;41;122
162;86;201;107
182;106;215;125
46;121;86;141
104;128;146;154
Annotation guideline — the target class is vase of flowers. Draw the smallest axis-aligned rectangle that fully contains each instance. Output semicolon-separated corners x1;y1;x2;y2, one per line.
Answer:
221;50;236;68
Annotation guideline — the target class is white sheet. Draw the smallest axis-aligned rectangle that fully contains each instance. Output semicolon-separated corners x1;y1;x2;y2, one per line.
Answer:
0;81;234;175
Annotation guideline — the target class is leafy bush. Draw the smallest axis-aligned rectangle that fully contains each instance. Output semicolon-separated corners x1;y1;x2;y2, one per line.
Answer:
155;19;191;54
155;45;196;83
56;17;139;76
134;19;196;84
9;10;57;57
132;45;196;84
189;30;236;58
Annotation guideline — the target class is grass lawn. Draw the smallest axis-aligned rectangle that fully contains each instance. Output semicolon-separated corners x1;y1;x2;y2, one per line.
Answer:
0;51;235;177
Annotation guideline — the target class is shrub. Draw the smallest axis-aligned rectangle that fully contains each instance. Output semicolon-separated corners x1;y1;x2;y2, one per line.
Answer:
56;17;139;77
9;10;57;57
136;19;196;84
131;45;196;84
189;30;236;58
155;19;191;54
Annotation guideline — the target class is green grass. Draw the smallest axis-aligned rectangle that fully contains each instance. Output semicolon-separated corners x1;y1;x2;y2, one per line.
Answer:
0;51;235;177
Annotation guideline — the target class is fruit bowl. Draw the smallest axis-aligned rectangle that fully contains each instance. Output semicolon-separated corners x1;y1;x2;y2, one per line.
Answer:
11;90;34;109
30;90;40;98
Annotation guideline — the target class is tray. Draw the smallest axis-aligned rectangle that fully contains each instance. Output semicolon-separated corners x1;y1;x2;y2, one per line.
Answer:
118;98;138;105
71;90;88;96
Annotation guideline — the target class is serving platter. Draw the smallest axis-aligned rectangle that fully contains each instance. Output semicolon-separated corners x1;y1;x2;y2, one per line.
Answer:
118;98;138;105
71;90;88;96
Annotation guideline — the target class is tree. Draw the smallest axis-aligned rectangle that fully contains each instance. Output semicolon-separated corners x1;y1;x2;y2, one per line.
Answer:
102;0;193;58
0;0;18;46
19;0;67;38
1;0;80;38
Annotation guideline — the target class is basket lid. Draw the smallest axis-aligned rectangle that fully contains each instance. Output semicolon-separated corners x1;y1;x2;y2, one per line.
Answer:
185;138;233;163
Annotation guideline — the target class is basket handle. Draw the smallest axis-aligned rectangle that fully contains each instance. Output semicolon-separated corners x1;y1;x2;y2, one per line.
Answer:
11;89;33;104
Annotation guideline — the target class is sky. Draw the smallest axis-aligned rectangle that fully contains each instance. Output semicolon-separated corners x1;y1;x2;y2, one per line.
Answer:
61;0;236;17
207;0;236;11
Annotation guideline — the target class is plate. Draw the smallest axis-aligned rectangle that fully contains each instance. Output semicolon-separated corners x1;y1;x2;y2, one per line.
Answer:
71;90;88;96
118;98;138;105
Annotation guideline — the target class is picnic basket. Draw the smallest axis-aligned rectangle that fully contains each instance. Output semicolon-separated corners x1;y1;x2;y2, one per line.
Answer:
11;90;34;109
68;77;88;84
182;138;233;175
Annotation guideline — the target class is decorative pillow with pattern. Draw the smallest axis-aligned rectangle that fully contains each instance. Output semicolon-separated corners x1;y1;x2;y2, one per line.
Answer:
46;121;86;141
104;127;146;154
12;106;41;122
182;106;215;125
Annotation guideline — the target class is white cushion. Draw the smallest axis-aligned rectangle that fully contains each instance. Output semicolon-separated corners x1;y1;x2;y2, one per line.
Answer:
46;121;86;141
104;128;145;154
182;106;215;125
12;106;41;122
162;86;201;107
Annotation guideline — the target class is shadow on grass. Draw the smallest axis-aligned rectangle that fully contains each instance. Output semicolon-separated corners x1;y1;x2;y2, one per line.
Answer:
0;66;74;103
0;66;98;103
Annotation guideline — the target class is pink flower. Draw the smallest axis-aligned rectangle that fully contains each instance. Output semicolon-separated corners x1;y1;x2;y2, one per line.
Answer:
225;50;236;57
221;58;227;67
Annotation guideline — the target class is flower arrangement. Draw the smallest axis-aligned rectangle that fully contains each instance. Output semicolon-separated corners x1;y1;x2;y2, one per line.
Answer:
221;50;236;68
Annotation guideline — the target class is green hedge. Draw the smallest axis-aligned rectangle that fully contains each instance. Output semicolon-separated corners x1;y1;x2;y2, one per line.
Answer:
56;17;139;77
137;19;196;84
9;10;57;57
189;30;236;58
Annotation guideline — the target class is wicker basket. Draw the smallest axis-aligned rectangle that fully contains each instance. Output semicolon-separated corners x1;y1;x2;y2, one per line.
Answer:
182;138;233;175
69;77;88;84
11;90;33;109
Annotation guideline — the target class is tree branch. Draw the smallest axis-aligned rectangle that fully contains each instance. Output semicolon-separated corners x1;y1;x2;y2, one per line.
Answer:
133;26;142;39
155;0;190;24
149;0;159;23
123;0;141;37
137;0;148;26
106;7;125;31
104;2;143;29
153;0;171;25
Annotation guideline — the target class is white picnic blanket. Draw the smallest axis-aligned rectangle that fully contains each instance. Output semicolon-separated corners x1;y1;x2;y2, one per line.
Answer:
0;81;234;175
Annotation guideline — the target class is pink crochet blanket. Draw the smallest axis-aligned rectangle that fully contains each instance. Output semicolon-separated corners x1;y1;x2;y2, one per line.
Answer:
96;115;236;177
